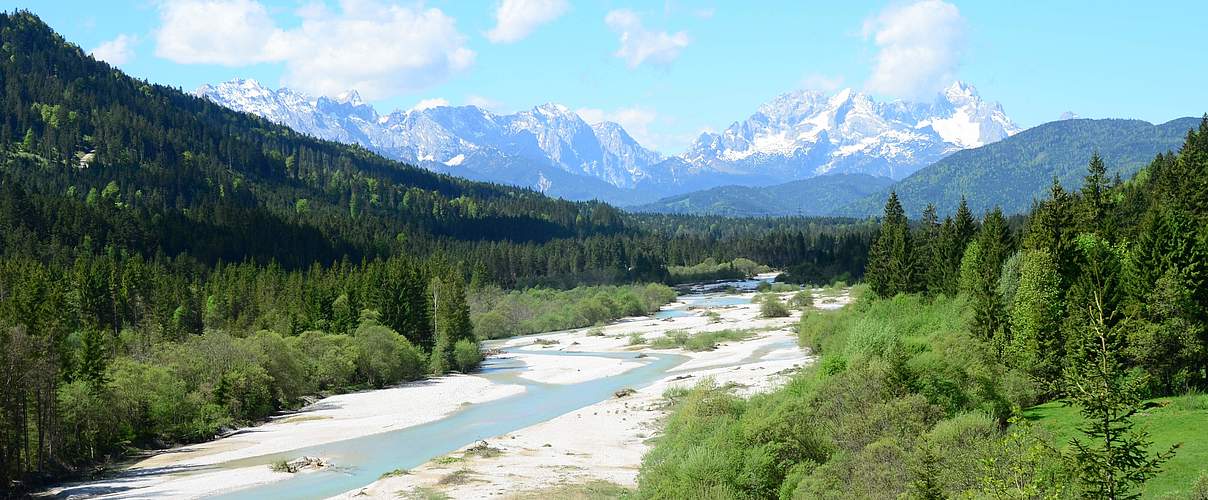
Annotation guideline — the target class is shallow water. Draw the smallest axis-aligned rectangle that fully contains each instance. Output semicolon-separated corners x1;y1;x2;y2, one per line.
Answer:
653;308;694;319
56;284;771;499
681;295;752;308
212;348;686;499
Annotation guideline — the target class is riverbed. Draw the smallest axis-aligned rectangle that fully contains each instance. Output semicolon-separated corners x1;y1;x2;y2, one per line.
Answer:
49;278;841;499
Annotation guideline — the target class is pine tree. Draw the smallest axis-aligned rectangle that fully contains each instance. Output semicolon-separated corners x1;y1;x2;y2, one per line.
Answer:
866;192;917;297
943;197;979;294
1025;179;1079;292
1080;153;1113;237
972;208;1012;346
429;275;476;374
917;203;943;295
1064;241;1178;498
935;216;959;296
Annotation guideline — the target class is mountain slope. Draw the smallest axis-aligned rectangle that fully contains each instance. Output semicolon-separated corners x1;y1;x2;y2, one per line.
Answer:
0;12;641;271
837;117;1200;217
196;80;663;200
632;174;894;216
199;80;1019;204
665;82;1019;185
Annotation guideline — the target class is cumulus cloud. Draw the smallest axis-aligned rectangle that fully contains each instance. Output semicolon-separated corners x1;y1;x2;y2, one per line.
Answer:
153;0;474;100
486;0;568;43
154;0;285;65
862;0;965;100
410;98;450;111
91;34;136;65
604;9;690;69
577;106;660;148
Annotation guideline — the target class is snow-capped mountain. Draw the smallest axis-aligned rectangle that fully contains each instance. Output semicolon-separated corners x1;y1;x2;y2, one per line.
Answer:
196;79;1018;204
673;82;1020;182
195;80;662;198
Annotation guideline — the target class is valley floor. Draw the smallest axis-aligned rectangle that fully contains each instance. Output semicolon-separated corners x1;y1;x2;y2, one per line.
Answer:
47;284;848;499
337;289;849;499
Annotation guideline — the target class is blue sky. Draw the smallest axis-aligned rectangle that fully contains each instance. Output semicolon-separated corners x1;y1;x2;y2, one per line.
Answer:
5;0;1206;153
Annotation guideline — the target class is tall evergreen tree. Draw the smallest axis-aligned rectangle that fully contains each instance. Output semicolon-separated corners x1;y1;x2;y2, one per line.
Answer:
1025;179;1079;293
971;208;1013;346
1064;238;1178;498
917;203;943;295
866;192;917;297
1080;153;1115;237
429;275;475;374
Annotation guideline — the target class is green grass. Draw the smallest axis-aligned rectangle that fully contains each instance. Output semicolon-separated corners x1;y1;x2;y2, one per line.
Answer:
379;467;409;479
509;480;632;499
648;329;755;351
395;486;450;500
431;455;464;466
1023;393;1208;498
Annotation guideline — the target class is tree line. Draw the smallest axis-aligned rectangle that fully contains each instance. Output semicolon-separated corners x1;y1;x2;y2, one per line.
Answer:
862;118;1208;496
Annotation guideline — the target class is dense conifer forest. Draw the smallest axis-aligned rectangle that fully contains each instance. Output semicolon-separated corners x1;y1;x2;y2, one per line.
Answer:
0;12;873;491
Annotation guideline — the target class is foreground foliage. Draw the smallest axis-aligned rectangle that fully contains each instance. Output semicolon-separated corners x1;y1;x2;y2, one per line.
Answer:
638;295;1061;499
641;120;1208;498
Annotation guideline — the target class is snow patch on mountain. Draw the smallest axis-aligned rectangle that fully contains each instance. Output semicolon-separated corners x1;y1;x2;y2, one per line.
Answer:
679;81;1019;180
194;80;663;191
195;79;1018;201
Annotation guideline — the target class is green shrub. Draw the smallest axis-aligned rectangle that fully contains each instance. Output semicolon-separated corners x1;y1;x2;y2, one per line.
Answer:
760;296;791;318
788;290;814;309
639;292;1041;499
452;339;482;373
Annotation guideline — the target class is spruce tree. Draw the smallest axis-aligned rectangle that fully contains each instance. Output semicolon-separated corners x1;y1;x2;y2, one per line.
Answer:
1080;153;1114;237
972;208;1012;346
429;275;476;374
1064;238;1178;498
1025;179;1079;292
866;192;916;297
917;203;943;295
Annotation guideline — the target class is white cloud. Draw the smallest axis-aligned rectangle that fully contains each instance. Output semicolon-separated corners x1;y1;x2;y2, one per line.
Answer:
604;9;690;69
862;0;965;100
802;73;844;92
153;0;474;100
577;106;660;148
410;98;449;111
486;0;568;43
91;34;136;65
154;0;285;65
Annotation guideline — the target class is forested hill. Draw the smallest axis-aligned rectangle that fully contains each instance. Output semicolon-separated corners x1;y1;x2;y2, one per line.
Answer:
837;117;1199;218
631;174;894;217
0;11;631;270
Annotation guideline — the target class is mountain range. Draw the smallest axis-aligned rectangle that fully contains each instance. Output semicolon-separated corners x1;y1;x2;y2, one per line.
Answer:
836;117;1200;217
633;174;895;217
196;80;1020;204
638;117;1199;218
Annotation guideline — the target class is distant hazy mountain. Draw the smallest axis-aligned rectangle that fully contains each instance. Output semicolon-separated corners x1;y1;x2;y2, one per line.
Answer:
837;117;1200;218
198;80;1018;204
632;174;894;217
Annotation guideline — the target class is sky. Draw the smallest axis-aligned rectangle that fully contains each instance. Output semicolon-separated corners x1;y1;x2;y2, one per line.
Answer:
4;0;1207;153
